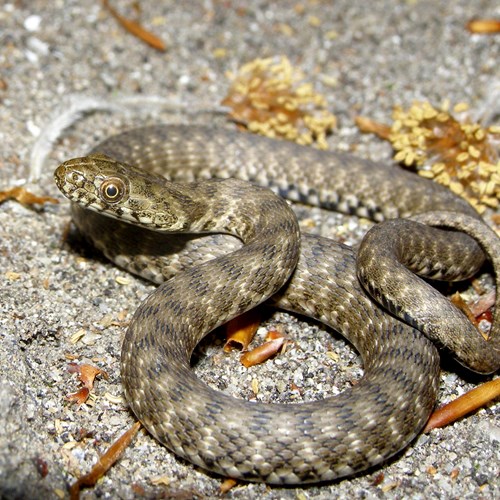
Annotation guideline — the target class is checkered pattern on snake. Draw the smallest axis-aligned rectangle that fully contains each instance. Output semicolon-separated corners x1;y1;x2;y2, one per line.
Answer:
54;125;499;484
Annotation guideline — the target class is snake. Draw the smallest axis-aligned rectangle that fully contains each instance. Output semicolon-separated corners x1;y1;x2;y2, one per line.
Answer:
54;124;500;484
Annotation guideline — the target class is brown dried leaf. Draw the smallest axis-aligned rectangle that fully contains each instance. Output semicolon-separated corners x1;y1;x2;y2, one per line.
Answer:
424;378;500;432
79;364;109;389
224;310;261;352
69;421;142;500
466;19;500;34
102;0;166;51
0;186;59;205
68;362;109;390
66;387;90;406
240;337;285;368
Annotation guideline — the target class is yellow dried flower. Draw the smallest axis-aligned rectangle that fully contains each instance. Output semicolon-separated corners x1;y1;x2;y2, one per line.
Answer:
388;101;500;213
222;56;336;149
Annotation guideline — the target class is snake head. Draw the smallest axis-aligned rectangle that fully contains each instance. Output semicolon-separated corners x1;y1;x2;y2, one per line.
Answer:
54;154;190;232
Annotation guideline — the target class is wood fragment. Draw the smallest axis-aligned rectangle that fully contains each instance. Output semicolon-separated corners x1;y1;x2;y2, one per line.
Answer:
224;310;261;351
381;480;400;492
240;337;285;367
466;19;500;34
355;116;392;140
427;465;437;475
69;421;142;500
220;478;238;494
102;0;167;51
0;186;59;205
424;378;500;432
150;473;171;486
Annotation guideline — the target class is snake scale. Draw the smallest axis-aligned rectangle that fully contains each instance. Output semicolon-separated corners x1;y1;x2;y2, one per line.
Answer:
54;124;500;484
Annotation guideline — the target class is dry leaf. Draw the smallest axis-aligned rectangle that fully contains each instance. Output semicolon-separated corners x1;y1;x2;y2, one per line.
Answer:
68;362;108;390
66;363;109;407
66;387;90;406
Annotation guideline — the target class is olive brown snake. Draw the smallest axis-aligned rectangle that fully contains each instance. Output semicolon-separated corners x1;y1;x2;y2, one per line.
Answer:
54;125;499;484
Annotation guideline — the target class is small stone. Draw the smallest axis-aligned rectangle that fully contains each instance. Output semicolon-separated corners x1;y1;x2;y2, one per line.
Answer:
24;14;41;31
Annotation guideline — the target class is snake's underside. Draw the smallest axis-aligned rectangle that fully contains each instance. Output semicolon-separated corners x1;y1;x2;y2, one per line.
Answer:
54;125;499;484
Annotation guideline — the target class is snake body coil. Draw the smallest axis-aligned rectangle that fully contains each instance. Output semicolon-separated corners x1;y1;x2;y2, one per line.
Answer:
55;125;499;484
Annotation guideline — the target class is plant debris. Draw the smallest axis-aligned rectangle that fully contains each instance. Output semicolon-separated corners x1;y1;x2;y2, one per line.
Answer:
222;56;336;149
69;421;142;500
424;378;500;432
220;478;238;494
224;310;261;352
357;101;500;214
240;331;288;368
66;363;109;406
102;0;166;52
0;186;58;205
466;19;500;34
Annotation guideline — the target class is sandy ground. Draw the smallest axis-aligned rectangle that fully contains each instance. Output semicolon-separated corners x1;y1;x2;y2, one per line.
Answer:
0;1;499;499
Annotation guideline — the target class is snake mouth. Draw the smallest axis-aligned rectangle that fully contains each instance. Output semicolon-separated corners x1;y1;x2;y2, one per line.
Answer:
53;163;67;192
54;158;87;186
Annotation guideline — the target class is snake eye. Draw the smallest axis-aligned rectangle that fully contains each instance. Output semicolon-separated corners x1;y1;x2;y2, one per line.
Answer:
100;177;127;203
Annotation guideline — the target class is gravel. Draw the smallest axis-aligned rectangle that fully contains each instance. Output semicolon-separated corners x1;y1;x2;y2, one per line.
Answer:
0;1;498;499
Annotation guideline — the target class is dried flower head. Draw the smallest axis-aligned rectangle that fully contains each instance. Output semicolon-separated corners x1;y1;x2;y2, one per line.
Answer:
389;101;500;213
222;56;336;149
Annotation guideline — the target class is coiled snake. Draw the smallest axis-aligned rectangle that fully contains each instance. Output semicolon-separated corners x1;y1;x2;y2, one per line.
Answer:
54;125;500;484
